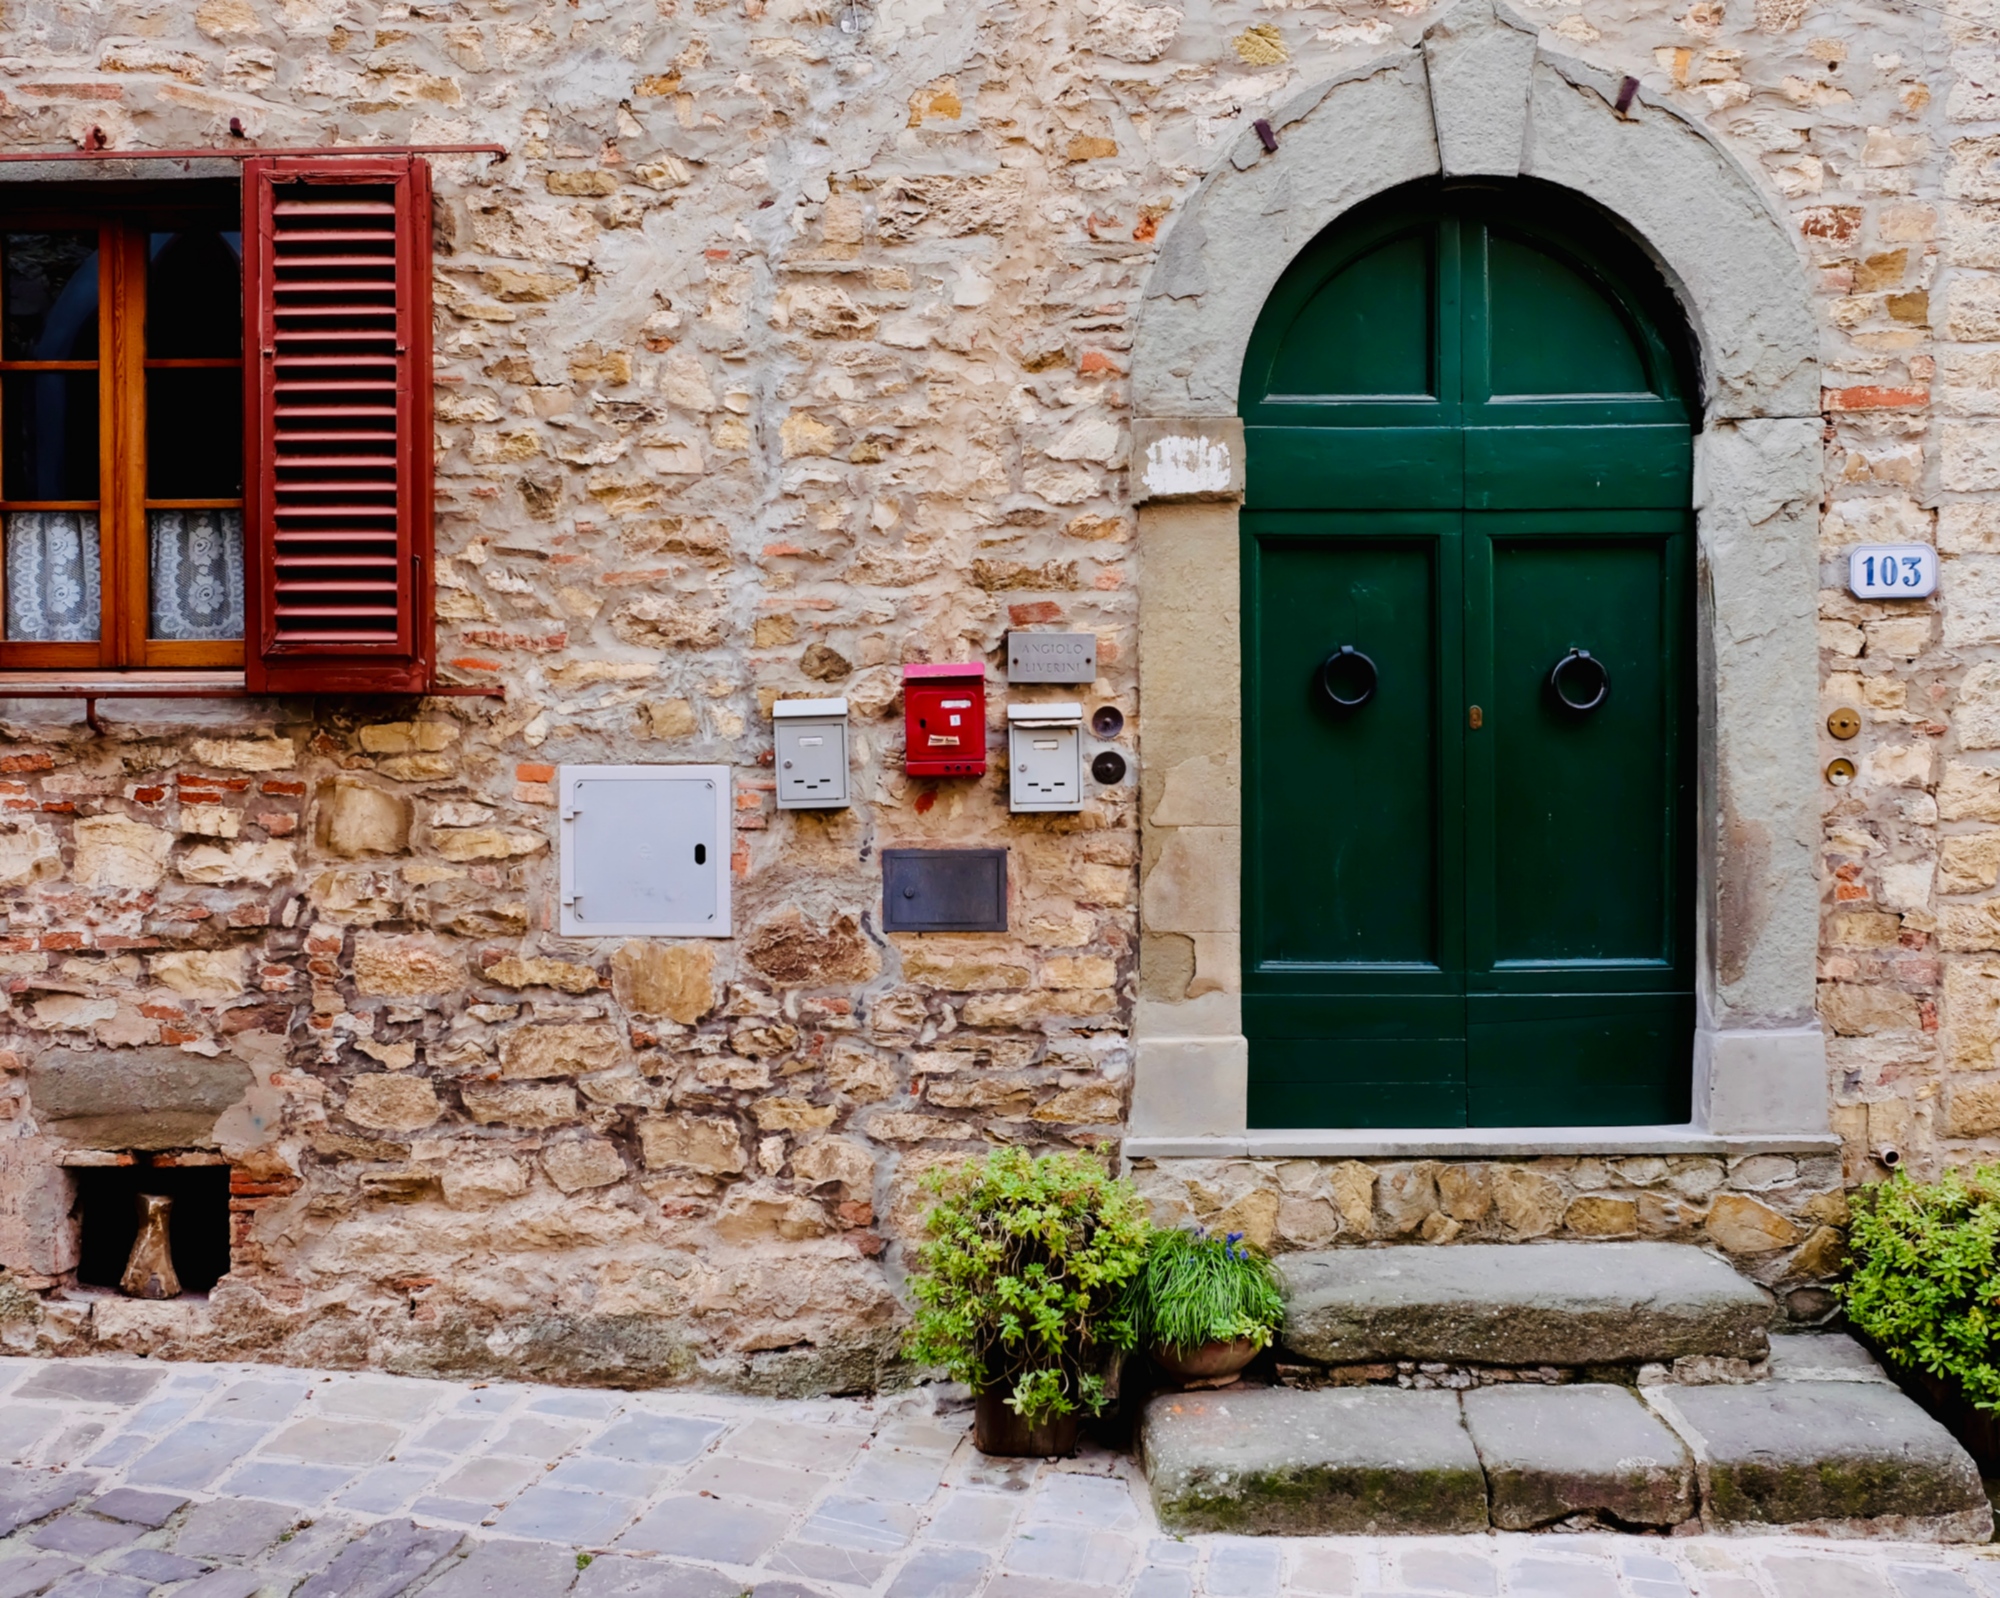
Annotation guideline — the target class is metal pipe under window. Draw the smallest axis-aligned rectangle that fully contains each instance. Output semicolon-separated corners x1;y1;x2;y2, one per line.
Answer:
0;146;506;164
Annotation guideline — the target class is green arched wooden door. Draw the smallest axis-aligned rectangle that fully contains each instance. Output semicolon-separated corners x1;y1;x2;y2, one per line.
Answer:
1240;180;1696;1129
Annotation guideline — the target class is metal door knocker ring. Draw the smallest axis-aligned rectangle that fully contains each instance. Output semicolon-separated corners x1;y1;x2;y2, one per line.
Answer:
1319;645;1378;712
1549;648;1609;713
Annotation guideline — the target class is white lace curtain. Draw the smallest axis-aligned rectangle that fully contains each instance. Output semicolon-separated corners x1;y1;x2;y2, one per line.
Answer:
5;511;100;642
1;509;244;643
149;509;244;641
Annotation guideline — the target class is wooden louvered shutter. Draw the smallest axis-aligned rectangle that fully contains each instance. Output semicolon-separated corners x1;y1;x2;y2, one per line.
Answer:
242;154;433;693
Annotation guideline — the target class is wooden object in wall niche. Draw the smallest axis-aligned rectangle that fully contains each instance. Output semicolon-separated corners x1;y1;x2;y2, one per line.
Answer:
120;1193;180;1299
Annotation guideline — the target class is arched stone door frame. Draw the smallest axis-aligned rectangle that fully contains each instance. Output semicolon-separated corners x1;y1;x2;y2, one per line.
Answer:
1129;0;1834;1154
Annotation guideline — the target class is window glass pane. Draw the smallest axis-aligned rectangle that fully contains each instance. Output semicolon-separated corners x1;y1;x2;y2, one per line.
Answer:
149;508;243;640
1;371;98;500
147;230;242;358
4;511;100;641
146;369;241;498
2;233;99;361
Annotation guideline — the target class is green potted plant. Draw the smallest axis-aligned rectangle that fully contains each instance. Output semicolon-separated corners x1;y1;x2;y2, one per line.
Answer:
905;1147;1151;1456
1837;1163;2000;1470
1130;1226;1287;1388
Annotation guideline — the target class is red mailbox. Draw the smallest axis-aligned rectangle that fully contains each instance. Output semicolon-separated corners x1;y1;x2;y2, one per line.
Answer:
903;663;987;778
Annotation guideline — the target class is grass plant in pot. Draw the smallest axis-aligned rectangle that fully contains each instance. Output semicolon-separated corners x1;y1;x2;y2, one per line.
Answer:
1132;1226;1286;1389
1837;1163;2000;1471
905;1147;1151;1457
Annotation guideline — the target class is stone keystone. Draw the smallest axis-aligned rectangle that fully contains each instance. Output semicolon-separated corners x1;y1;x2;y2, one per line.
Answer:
1141;1387;1487;1535
1278;1242;1772;1367
1422;0;1538;178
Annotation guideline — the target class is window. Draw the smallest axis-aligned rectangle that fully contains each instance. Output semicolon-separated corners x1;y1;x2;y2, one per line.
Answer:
0;195;245;669
0;155;435;693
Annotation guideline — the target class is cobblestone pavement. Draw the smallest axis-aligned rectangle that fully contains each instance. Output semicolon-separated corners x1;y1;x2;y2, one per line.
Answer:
1;1356;1997;1598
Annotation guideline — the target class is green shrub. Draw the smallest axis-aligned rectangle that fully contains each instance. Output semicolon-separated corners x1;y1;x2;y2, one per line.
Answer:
1837;1164;2000;1412
1129;1227;1287;1355
904;1147;1152;1424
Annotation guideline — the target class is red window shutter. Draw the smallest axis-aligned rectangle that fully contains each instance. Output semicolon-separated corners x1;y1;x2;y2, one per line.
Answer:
242;154;433;693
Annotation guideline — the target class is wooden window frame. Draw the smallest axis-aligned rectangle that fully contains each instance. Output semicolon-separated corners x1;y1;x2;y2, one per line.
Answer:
0;196;245;673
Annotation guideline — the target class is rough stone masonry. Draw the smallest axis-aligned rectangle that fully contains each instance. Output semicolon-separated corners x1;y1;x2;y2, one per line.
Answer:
0;0;1984;1390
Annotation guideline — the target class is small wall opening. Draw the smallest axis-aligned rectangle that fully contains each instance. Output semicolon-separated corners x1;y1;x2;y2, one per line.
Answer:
73;1164;232;1295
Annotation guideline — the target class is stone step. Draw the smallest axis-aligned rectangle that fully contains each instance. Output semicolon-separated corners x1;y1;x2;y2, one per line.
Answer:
1278;1241;1772;1367
1142;1388;1489;1536
1139;1336;1994;1539
1463;1383;1692;1530
1648;1365;1991;1540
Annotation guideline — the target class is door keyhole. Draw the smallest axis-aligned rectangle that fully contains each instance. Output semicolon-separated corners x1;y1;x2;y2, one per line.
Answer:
694;843;707;865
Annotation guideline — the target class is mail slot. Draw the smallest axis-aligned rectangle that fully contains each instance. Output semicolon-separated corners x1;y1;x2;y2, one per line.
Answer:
903;662;987;778
883;848;1007;932
1007;701;1083;813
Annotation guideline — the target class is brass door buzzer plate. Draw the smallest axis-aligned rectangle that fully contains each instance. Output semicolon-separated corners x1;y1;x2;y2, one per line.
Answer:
1828;707;1861;740
1825;757;1857;786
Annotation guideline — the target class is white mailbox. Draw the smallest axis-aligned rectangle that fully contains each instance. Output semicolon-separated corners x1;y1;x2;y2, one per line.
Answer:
774;697;849;810
1007;702;1084;814
559;765;731;937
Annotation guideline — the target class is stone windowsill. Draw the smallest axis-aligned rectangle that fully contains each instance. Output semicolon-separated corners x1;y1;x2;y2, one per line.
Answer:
1124;1126;1844;1160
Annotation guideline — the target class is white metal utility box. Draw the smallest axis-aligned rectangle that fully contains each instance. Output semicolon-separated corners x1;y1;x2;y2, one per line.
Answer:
1007;702;1083;813
559;765;731;936
773;698;849;810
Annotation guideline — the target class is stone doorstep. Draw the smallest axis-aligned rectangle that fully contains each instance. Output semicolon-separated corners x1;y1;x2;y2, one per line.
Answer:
1141;1387;1489;1537
1278;1242;1773;1367
1462;1384;1693;1531
1646;1380;1994;1542
1765;1331;1895;1385
1140;1345;1992;1539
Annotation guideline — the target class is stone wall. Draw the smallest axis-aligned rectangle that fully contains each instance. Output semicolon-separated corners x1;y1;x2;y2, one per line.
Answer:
0;0;1154;1387
1132;1155;1851;1322
0;0;1985;1387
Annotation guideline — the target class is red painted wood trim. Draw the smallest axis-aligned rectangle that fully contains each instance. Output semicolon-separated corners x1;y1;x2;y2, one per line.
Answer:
242;154;434;694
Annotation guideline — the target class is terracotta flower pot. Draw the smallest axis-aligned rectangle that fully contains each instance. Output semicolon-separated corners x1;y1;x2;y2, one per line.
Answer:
1151;1337;1260;1389
973;1390;1082;1457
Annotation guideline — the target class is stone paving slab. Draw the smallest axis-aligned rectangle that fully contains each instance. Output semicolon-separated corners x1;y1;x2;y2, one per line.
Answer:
0;1356;1998;1598
1278;1243;1774;1366
1462;1385;1693;1531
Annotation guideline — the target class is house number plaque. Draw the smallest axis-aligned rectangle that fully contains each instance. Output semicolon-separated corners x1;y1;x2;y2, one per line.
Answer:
1848;544;1938;600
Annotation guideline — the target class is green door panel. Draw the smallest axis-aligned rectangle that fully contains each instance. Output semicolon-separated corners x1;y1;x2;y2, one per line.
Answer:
1246;427;1461;510
1263;228;1437;400
1243;195;1461;437
1481;231;1652;398
1466;994;1694;1125
1466;520;1690;977
1464;425;1691;509
1239;179;1695;1130
1244;529;1452;969
1248;995;1468;1035
1251;1037;1468;1130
